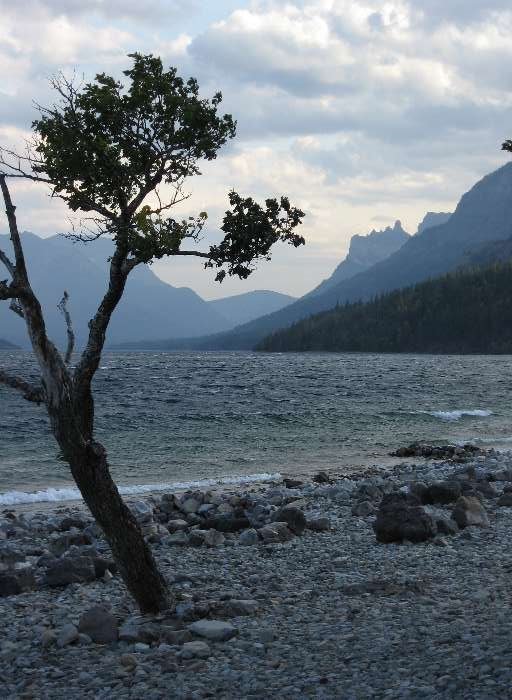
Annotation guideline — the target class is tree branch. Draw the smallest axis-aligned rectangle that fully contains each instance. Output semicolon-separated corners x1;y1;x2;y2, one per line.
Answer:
0;370;45;404
74;242;130;393
0;175;29;284
0;247;15;277
0;176;71;409
172;250;210;259
58;291;75;364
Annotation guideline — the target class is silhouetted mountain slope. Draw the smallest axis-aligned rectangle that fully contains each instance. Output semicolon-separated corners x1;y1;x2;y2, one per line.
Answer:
175;162;512;350
208;290;295;327
0;338;18;349
310;220;410;297
258;262;512;354
416;212;452;234
0;233;232;347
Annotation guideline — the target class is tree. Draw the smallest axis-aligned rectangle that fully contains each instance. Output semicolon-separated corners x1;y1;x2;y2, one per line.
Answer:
0;54;305;613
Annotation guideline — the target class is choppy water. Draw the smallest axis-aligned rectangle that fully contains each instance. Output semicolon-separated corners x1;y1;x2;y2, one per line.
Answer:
1;351;511;504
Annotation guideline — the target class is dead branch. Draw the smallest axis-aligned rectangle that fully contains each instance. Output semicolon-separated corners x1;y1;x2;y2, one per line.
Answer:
0;247;15;276
57;291;75;364
0;370;45;404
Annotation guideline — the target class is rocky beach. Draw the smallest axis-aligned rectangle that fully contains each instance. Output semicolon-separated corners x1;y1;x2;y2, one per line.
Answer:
2;445;512;699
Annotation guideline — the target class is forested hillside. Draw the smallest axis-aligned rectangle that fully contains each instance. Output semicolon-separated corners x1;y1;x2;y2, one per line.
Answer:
258;262;512;354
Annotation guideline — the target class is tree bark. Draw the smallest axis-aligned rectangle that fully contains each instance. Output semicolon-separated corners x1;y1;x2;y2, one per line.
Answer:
67;437;170;614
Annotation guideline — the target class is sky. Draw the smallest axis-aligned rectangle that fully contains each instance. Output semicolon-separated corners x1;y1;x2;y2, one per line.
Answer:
1;0;511;299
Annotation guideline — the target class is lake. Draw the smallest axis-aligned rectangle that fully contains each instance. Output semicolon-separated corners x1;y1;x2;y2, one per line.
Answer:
1;351;511;504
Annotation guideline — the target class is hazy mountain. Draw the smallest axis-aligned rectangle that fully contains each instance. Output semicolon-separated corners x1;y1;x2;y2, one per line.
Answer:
0;338;18;349
0;233;232;348
259;261;512;354
159;161;512;350
416;211;452;234
310;220;410;297
208;290;296;327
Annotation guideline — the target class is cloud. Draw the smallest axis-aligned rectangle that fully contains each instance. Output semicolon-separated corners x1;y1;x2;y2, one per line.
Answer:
2;0;512;297
0;0;195;22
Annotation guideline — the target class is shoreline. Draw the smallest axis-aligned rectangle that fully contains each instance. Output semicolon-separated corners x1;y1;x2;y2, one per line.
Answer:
2;442;512;697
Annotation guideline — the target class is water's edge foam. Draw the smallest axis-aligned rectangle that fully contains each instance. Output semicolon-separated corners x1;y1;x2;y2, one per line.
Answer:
0;472;282;506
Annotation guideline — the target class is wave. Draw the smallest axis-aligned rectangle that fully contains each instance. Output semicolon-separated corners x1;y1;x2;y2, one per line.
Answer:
422;409;493;422
0;471;282;506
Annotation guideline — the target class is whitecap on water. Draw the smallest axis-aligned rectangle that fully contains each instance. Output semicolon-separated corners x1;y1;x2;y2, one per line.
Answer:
421;409;493;422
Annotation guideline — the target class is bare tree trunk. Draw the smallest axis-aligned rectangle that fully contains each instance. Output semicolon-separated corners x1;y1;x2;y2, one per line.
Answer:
0;176;171;614
66;437;170;614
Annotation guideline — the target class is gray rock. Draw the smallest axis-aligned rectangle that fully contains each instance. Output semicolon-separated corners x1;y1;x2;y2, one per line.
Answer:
423;481;462;505
203;530;225;547
166;531;190;546
41;629;56;648
43;556;96;587
283;477;304;489
49;531;92;556
217;599;259;617
180;498;201;515
78;605;119;644
167;519;189;533
259;522;294;544
202;516;251;533
307;517;331;532
351;500;375;517
0;567;36;597
435;517;459;536
188;619;238;641
189;530;208;547
161;629;193;645
119;618;141;643
498;493;512;506
239;528;259;546
452;496;490;528
374;493;437;543
181;640;211;659
130;500;153;524
273;505;307;535
58;515;88;531
474;480;499;499
57;623;79;648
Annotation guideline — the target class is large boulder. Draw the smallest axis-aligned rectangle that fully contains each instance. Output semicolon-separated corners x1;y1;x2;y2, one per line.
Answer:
374;493;437;544
423;481;462;505
129;500;153;524
202;516;250;533
451;496;490;528
49;531;92;556
0;567;36;597
258;522;294;544
43;556;96;587
78;606;118;644
272;506;306;535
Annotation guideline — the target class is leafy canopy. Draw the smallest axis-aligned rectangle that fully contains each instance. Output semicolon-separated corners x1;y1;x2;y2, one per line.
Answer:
21;53;306;279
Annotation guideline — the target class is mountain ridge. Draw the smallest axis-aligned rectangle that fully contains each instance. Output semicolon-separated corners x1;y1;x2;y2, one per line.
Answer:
258;260;512;354
165;161;512;350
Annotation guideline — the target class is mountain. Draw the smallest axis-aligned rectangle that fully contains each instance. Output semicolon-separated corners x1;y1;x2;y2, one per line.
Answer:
258;261;512;354
416;212;452;234
208;290;296;327
0;233;232;348
310;220;410;297
170;162;512;350
0;338;18;349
